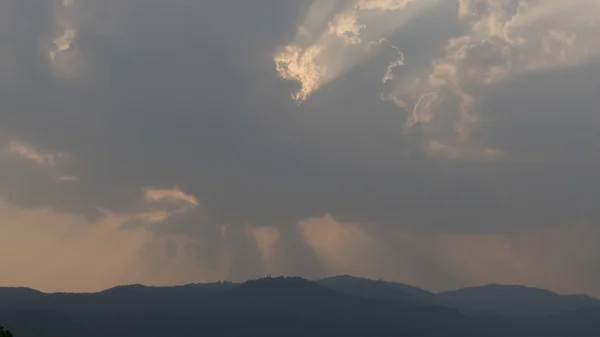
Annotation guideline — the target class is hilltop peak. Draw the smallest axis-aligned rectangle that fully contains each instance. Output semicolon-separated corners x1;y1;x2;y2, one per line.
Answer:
239;276;318;290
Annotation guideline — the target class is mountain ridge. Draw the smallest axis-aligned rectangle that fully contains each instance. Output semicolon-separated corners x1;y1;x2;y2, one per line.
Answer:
1;276;599;337
3;276;595;300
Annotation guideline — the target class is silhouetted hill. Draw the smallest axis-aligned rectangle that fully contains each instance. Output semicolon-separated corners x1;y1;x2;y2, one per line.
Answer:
0;310;95;337
318;275;437;305
0;278;482;337
317;276;600;316
472;306;600;337
438;284;600;315
1;277;600;336
202;277;482;337
239;276;331;296
0;288;47;310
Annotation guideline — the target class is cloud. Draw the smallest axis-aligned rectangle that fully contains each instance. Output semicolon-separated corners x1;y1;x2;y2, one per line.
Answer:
49;29;75;60
4;140;78;185
118;186;199;231
275;0;600;158
1;0;600;294
274;44;326;102
144;186;198;211
7;141;68;168
357;0;416;11
58;175;78;182
274;0;436;102
385;0;600;157
47;0;86;78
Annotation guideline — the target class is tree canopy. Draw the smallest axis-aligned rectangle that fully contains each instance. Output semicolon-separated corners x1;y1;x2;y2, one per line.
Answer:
0;325;14;337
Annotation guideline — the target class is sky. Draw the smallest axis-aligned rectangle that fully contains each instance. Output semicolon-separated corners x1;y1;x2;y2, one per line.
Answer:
1;0;600;295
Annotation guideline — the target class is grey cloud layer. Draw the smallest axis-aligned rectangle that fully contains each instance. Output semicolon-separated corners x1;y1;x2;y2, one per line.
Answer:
1;0;600;285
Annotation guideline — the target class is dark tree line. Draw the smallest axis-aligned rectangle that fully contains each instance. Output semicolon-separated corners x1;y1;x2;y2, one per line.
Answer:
0;325;13;337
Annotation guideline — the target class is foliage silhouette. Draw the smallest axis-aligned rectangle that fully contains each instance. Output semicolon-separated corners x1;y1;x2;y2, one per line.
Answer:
0;325;14;337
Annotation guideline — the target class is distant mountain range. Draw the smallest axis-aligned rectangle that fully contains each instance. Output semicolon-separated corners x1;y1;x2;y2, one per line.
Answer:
318;275;600;315
1;276;599;337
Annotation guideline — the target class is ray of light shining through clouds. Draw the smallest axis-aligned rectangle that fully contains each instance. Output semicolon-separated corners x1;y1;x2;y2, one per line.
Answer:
0;0;599;303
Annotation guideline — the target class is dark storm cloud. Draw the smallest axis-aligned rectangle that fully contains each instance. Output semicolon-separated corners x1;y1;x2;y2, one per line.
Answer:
0;0;312;217
1;0;600;288
475;61;600;160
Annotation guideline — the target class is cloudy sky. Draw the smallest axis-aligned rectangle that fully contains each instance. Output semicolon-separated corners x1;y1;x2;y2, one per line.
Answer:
1;0;600;295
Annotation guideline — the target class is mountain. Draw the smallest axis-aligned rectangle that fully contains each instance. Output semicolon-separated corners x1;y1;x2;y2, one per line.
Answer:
542;307;600;336
317;275;437;305
438;284;600;315
1;277;600;337
318;276;600;316
0;278;484;337
0;310;95;337
200;277;482;337
472;307;600;337
0;288;47;311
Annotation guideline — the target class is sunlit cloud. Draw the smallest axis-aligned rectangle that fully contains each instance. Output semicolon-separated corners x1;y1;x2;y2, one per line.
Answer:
274;44;326;102
274;0;435;102
144;186;199;211
276;0;600;158
49;29;75;60
7;141;68;168
384;0;600;159
49;0;85;78
120;186;199;229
